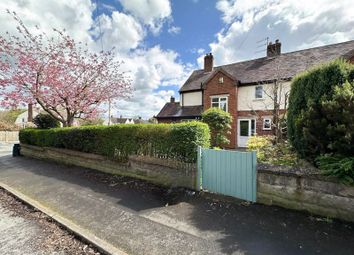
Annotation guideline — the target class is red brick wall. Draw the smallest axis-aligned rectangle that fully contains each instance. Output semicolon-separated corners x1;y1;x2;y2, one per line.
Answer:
238;110;286;136
157;118;175;123
350;55;354;64
238;110;273;136
157;117;199;124
203;72;237;148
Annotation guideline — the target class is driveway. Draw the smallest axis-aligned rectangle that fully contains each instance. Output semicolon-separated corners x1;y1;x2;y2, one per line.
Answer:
0;145;353;255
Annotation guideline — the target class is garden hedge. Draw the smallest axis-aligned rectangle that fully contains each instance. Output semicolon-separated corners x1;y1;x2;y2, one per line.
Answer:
19;122;210;163
287;59;354;159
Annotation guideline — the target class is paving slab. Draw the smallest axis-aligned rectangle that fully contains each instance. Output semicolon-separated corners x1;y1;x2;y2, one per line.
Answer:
0;147;354;255
0;204;44;255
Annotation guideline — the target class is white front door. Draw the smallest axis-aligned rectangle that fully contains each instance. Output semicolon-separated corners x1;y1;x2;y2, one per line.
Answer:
238;119;255;147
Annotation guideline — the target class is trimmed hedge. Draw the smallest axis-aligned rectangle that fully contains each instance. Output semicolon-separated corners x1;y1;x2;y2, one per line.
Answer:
19;121;210;163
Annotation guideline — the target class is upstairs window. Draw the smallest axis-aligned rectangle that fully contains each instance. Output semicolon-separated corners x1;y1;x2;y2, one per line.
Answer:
211;96;228;112
255;85;264;99
218;76;224;84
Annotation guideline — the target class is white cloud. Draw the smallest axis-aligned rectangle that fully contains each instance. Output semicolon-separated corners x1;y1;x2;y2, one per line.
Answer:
197;48;205;54
113;46;192;117
0;0;95;43
168;26;181;35
0;0;189;119
190;48;205;56
93;12;144;52
118;0;172;34
208;0;354;66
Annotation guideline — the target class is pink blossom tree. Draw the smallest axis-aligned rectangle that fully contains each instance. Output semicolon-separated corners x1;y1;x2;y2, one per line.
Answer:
0;11;131;127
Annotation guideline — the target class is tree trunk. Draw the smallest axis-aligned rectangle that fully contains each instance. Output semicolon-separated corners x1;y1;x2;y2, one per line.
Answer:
27;103;33;122
272;81;279;143
66;115;74;127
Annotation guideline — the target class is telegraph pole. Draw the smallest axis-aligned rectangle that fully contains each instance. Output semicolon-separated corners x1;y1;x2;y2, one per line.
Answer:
96;0;112;126
108;98;111;125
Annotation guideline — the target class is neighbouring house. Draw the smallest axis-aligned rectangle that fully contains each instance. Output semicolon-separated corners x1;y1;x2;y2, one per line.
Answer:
14;104;39;128
156;39;354;148
15;104;81;128
14;109;39;128
103;116;148;125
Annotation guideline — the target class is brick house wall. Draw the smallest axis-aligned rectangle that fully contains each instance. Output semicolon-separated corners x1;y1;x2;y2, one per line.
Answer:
157;117;198;123
350;55;354;64
157;118;177;123
203;72;238;148
238;110;285;136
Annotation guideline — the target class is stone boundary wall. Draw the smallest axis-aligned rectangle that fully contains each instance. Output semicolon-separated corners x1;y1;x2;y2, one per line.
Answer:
257;165;354;222
20;144;354;222
0;131;19;142
20;144;197;189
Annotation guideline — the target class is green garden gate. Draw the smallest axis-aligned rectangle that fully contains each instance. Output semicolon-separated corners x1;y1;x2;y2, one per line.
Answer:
197;147;257;202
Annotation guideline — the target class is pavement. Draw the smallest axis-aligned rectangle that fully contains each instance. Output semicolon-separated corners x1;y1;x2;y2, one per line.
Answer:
0;203;45;255
0;188;100;255
0;143;354;255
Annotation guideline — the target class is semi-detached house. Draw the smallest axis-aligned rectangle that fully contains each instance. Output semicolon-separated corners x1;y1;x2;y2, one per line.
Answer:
156;40;354;148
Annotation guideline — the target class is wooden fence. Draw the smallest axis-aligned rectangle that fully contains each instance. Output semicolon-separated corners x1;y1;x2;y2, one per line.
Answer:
0;131;19;142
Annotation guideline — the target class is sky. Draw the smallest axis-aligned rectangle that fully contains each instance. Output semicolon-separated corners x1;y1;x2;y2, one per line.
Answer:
1;0;354;119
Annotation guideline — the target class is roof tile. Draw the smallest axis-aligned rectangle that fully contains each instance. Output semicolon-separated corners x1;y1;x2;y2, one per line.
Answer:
180;40;354;92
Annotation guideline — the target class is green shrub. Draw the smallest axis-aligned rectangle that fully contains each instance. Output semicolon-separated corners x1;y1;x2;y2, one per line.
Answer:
316;155;354;185
303;81;354;157
247;136;273;162
33;113;60;129
288;59;354;159
247;135;297;166
20;121;210;163
201;107;232;148
78;118;104;126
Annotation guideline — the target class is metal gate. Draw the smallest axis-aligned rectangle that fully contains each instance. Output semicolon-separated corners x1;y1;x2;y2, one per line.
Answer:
197;147;257;202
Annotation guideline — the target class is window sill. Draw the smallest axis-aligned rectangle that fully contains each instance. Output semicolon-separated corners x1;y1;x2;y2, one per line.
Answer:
253;98;265;101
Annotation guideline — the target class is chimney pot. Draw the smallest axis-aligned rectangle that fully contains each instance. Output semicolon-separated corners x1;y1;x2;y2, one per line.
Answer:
204;53;214;72
267;39;281;57
170;96;175;103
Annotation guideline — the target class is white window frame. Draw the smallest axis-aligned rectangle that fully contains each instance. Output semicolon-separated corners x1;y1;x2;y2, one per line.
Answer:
255;85;264;99
210;95;228;112
263;117;272;130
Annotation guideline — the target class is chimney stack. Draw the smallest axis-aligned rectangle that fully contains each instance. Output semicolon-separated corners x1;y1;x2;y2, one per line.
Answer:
170;96;175;103
267;39;281;57
204;53;214;72
27;103;33;122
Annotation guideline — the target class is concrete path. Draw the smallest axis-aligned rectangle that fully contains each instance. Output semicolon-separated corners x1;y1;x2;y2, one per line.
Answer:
0;204;44;255
0;144;354;255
